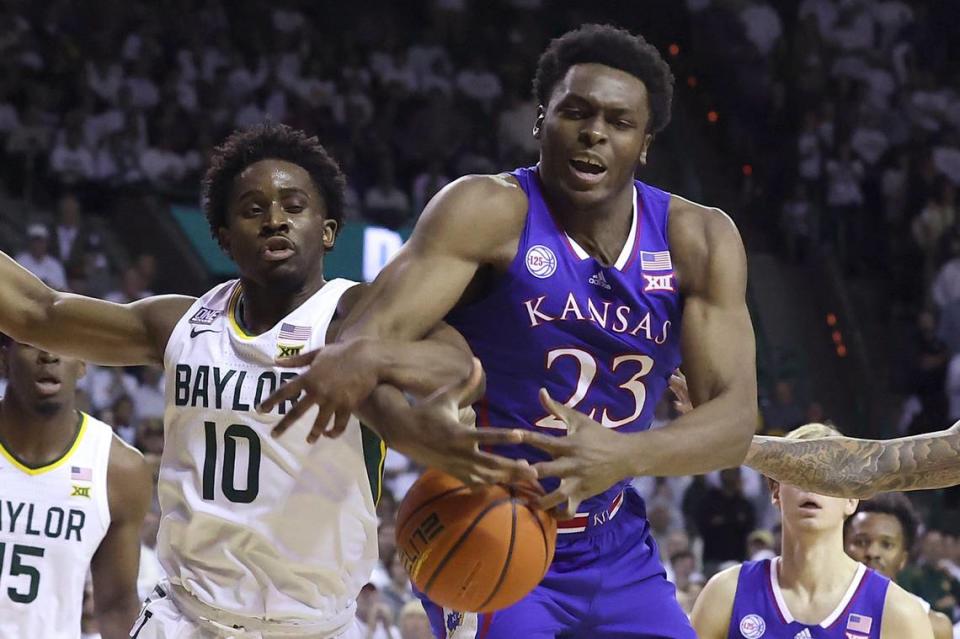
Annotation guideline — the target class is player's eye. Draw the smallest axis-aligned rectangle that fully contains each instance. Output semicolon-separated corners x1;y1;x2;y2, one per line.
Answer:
285;205;304;214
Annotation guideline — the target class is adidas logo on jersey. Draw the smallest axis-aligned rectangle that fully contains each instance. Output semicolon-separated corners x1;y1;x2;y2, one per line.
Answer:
794;629;812;639
588;271;612;290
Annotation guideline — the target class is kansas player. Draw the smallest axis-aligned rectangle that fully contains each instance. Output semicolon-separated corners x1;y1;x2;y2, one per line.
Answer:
0;338;150;639
0;124;528;638
691;424;930;639
265;25;758;638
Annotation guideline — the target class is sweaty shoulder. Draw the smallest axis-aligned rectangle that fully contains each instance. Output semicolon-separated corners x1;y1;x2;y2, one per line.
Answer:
691;564;741;639
667;195;745;297
881;581;935;639
411;173;529;267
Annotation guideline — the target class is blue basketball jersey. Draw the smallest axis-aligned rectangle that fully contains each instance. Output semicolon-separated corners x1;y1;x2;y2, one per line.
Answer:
729;559;890;639
446;165;683;515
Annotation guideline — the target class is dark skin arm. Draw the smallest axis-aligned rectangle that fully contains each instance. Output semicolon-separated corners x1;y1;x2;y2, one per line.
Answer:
265;282;532;483
520;200;757;513
0;250;192;366
90;436;152;639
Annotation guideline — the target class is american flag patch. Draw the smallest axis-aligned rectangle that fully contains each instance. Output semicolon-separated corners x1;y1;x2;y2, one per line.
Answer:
640;250;672;271
846;614;872;634
278;323;311;342
71;466;92;481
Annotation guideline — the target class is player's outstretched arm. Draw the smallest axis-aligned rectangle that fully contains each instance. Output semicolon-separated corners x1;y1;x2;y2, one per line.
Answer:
881;583;935;639
90;437;152;639
0;250;193;365
745;423;960;498
690;565;739;639
261;175;526;430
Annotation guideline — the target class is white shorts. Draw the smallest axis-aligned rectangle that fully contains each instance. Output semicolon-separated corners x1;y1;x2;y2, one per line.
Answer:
130;585;363;639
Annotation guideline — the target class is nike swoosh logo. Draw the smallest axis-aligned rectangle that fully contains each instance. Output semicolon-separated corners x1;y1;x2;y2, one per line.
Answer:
190;328;221;338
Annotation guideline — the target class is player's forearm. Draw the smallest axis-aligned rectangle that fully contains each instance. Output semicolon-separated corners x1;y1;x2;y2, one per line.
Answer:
96;597;141;639
361;337;475;399
624;391;755;477
354;384;421;450
0;249;58;342
745;424;960;498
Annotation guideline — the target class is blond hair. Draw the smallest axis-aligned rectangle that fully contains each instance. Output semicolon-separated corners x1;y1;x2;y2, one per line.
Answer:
783;422;842;441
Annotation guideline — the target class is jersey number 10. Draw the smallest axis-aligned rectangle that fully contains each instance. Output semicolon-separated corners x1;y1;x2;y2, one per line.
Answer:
202;422;262;503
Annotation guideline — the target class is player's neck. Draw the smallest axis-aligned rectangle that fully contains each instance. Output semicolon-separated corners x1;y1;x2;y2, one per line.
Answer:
0;395;81;466
546;185;634;267
778;528;858;595
237;275;327;335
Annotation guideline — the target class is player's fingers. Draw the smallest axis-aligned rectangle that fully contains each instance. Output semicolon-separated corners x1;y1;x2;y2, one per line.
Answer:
516;430;569;456
538;487;571;513
323;409;352;439
472;452;537;482
420;359;483;407
274;348;321;368
538;388;582;432
258;376;305;414
307;405;336;444
270;396;313;438
531;458;578;479
467;428;524;447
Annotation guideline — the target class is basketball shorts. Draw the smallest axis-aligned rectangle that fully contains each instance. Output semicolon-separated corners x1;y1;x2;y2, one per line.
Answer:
419;489;696;638
130;583;363;639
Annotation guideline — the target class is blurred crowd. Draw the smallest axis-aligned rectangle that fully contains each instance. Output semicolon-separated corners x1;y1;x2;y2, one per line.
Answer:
2;0;959;637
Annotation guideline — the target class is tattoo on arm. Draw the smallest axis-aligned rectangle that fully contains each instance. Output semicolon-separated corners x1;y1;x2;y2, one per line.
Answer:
745;424;960;498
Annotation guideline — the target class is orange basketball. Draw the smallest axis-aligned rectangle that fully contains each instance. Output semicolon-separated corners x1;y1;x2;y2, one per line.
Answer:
395;468;556;613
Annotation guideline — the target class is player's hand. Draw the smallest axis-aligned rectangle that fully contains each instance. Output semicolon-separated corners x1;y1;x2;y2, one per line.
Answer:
389;363;537;485
260;338;380;443
518;389;632;517
669;368;693;415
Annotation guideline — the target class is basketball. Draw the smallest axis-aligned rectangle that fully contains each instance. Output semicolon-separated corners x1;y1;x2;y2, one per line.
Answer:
395;468;557;613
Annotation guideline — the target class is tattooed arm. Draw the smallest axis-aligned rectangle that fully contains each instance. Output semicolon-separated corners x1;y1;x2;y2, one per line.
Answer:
745;422;960;498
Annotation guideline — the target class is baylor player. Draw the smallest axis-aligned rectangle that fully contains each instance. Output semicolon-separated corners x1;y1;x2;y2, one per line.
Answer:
0;337;150;639
0;123;528;638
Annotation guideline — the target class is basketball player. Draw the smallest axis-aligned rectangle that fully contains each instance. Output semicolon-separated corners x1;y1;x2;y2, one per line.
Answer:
0;338;151;638
844;494;953;639
0;123;529;638
264;25;757;638
691;424;931;639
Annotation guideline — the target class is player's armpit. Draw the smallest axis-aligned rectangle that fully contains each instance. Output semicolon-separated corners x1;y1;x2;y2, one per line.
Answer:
746;423;960;498
90;437;152;639
880;583;934;639
690;565;740;639
0;250;193;365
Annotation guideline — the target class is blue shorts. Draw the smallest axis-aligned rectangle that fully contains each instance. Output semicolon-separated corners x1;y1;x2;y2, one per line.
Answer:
418;489;695;638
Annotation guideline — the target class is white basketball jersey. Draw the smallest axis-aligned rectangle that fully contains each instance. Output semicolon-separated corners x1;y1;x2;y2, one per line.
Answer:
0;413;113;639
159;278;383;629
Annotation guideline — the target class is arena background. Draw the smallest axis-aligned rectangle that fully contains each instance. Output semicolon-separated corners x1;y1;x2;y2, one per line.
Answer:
2;0;959;636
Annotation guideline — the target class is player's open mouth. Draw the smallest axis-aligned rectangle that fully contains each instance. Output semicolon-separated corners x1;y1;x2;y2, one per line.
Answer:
34;374;62;395
798;500;821;510
262;236;296;262
568;158;607;184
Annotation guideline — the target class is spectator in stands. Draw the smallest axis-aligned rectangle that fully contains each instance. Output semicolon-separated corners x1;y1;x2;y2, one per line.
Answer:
110;394;137;445
762;379;805;432
906;310;949;435
15;223;66;290
106;265;151;304
53;192;87;270
781;183;815;263
696;467;756;575
932;233;960;310
900;528;960;619
49;122;96;186
824;142;865;269
356;583;399;639
364;159;411;229
747;529;776;561
411;160;450;215
381;552;413;619
131;366;164;421
669;549;703;614
136;417;164;456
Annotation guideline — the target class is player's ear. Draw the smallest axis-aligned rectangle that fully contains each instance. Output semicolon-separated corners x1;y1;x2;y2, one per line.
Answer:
322;219;337;250
532;106;545;139
637;133;654;166
76;360;86;380
843;498;858;517
217;226;232;257
768;478;780;506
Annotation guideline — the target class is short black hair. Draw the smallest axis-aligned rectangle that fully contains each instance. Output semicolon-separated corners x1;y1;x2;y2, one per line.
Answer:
533;24;675;134
847;493;920;552
200;122;347;241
